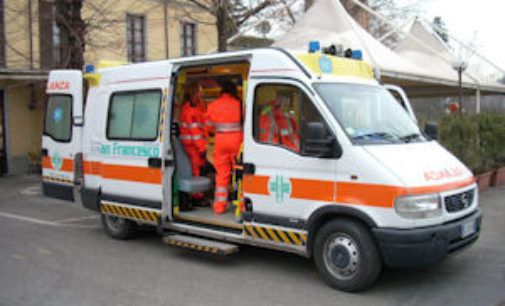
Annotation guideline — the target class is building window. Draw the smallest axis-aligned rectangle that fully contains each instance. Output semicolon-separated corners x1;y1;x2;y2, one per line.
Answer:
39;1;67;68
126;14;146;63
52;6;62;67
180;22;197;56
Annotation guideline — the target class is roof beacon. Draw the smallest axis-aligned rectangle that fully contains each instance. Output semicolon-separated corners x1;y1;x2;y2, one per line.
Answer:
85;64;95;73
352;50;363;60
309;41;320;53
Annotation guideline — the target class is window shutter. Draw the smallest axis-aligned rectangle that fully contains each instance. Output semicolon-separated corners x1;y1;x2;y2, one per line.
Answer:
39;0;54;69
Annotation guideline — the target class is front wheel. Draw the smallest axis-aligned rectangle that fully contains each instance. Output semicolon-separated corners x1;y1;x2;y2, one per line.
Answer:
313;219;382;292
101;214;138;240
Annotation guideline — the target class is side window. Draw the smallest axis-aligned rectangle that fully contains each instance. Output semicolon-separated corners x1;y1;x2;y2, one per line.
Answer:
253;84;329;155
107;90;161;140
45;95;72;142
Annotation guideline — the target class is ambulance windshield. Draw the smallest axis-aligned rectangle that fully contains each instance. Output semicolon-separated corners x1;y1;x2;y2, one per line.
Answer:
314;83;426;144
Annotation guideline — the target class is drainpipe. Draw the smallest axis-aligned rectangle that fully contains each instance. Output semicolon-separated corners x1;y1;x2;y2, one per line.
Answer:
164;1;169;59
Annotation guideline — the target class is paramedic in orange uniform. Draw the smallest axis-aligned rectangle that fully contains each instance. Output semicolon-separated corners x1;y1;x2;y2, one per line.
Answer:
179;82;207;199
258;99;300;152
205;81;243;214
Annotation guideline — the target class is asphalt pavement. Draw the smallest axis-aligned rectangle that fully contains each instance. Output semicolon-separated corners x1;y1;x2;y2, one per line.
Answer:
0;175;504;306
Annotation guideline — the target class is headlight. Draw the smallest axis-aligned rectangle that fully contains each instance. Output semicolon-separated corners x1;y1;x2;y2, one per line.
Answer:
395;193;442;219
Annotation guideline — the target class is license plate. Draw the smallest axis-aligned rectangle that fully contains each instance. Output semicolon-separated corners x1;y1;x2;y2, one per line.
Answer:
461;219;477;238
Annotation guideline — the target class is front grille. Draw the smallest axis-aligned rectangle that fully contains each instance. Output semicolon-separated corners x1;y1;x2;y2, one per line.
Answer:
444;189;474;213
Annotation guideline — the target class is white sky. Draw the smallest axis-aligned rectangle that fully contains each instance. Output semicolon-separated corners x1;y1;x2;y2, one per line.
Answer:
417;0;505;77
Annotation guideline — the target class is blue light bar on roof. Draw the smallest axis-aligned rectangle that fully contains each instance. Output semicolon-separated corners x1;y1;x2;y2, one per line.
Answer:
85;64;95;73
351;50;363;60
309;41;321;53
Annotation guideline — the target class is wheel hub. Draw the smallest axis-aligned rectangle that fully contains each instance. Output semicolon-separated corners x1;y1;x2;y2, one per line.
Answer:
323;234;359;280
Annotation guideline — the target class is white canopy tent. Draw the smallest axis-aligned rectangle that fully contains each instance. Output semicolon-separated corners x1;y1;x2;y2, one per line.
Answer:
273;0;505;99
394;19;505;107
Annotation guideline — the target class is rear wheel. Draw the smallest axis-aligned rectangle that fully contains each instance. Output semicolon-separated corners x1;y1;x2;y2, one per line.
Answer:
101;214;138;240
313;219;382;292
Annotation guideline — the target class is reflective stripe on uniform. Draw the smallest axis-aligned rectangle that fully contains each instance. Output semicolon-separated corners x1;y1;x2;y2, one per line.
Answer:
214;195;228;202
283;112;299;147
188;122;204;128
180;134;204;141
215;187;228;193
213;122;242;133
268;111;275;143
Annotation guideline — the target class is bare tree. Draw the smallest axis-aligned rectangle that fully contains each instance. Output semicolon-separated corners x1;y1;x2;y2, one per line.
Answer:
185;0;276;52
55;0;86;69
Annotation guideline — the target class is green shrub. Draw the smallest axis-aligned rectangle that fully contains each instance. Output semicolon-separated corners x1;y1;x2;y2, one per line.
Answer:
438;113;505;174
438;114;481;173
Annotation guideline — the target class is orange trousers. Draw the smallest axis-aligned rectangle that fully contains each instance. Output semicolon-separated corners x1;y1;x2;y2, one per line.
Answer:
213;132;243;213
183;145;206;199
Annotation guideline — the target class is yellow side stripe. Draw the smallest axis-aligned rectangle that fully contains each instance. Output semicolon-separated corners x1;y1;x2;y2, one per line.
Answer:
287;231;301;245
244;224;307;246
101;203;161;224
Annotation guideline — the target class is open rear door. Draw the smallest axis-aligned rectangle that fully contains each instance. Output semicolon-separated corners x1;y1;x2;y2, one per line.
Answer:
42;70;83;201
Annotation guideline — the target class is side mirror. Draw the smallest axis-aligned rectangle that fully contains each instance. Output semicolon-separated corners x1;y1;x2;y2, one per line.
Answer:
304;122;342;158
424;121;438;140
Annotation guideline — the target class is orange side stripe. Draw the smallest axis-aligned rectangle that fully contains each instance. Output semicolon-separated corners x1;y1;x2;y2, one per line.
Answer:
290;178;335;202
409;177;476;194
244;174;475;208
83;161;101;175
101;164;162;184
336;182;404;208
42;156;74;172
243;174;269;195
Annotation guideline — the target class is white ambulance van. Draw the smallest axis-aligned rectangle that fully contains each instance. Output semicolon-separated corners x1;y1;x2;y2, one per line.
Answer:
41;46;481;292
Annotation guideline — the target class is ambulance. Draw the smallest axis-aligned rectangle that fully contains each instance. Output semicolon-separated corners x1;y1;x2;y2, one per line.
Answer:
41;44;481;292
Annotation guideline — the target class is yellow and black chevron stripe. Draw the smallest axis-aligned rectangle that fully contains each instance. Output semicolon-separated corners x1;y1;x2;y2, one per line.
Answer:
163;238;227;255
158;88;168;143
42;176;74;185
244;224;307;246
101;202;161;224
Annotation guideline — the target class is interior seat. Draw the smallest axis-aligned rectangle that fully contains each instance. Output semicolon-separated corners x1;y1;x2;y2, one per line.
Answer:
172;137;211;194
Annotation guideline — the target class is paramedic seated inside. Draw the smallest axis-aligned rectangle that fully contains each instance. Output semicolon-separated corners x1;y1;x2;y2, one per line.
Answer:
258;94;300;152
179;82;208;202
205;81;243;214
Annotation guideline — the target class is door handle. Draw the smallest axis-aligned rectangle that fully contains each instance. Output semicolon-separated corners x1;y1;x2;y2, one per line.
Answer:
148;157;162;168
243;163;255;175
148;157;174;168
41;148;48;157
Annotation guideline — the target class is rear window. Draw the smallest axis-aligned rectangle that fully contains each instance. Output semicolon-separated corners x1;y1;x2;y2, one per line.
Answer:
107;90;161;140
45;95;72;142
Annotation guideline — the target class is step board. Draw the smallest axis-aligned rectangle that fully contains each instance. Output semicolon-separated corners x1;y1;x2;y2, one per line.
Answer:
162;234;239;255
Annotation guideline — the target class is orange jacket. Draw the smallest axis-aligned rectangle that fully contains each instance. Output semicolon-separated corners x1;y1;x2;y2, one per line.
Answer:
258;102;299;152
205;93;242;134
179;101;207;152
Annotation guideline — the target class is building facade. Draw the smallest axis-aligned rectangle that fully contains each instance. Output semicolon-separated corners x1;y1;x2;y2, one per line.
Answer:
0;0;217;175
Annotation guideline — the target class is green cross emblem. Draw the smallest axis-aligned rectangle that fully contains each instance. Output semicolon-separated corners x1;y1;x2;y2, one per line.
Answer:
269;175;291;202
51;152;63;171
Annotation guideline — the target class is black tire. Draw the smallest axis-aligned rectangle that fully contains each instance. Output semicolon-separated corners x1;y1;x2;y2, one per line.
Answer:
101;214;138;240
313;219;382;292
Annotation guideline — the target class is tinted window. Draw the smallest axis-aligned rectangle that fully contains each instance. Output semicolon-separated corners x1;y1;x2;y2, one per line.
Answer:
45;95;72;142
107;90;161;140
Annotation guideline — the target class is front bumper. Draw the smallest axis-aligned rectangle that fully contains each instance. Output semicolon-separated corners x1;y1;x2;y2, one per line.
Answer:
372;209;482;268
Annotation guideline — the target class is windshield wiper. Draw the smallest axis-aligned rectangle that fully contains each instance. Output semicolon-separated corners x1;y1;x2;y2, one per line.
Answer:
352;132;396;141
399;133;422;143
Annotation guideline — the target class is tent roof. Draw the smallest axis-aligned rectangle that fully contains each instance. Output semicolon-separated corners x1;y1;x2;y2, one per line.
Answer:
395;19;505;94
273;0;505;96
